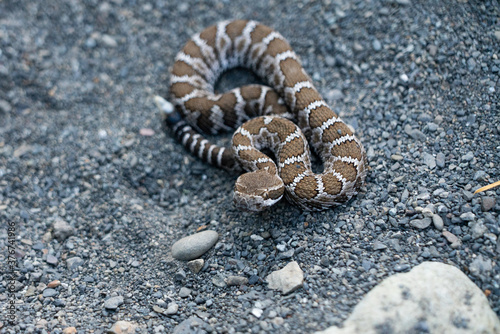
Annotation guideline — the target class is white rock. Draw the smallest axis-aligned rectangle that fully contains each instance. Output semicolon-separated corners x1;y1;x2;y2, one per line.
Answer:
265;261;303;295
171;230;219;261
108;320;137;334
250;234;263;241
154;95;174;114
101;34;118;47
52;219;74;241
316;262;500;334
166;302;178;315
251;308;263;318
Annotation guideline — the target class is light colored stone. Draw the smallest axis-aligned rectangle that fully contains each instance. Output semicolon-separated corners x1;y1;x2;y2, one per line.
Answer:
265;261;303;295
212;274;227;288
166;302;178;315
171;230;219;261
62;327;77;334
53;219;74;241
481;197;496;211
0;99;12;113
101;34;118;47
326;89;344;101
187;259;204;274
24;286;36;297
316;262;500;334
104;296;124;310
153;305;166;314
251;308;263;318
422;152;436;169
460;212;476;222
470;220;488;239
36;319;48;329
469;255;493;277
66;256;84;270
46;254;58;265
178;287;191;298
410;217;431;229
442;230;461;248
107;321;137;334
495;30;500;41
432;214;444;230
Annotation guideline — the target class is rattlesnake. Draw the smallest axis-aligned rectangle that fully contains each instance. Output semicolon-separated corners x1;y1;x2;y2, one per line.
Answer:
156;20;366;211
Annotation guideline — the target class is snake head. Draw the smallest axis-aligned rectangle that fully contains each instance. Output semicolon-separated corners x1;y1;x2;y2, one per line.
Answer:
233;170;284;212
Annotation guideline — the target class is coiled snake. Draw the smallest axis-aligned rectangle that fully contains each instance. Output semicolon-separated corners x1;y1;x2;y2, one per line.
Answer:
156;20;366;211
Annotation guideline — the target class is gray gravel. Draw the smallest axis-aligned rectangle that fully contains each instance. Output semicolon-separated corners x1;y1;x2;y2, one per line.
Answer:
0;0;499;333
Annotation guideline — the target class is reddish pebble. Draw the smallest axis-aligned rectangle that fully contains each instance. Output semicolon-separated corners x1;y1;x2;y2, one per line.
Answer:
47;280;61;288
139;128;155;136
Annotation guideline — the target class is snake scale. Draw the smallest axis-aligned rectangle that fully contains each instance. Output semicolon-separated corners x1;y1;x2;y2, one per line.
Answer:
158;20;366;211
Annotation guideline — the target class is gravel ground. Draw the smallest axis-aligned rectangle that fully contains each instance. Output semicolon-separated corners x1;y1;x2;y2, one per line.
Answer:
1;0;499;333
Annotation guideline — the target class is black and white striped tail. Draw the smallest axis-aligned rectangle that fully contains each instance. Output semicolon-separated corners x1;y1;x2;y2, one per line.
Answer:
155;95;239;171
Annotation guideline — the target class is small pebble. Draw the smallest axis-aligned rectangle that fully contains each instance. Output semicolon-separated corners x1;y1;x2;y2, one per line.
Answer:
470;221;487;239
326;89;344;101
474;171;488;181
393;264;410;272
104;296;124;310
166;302;179;315
187;259;205;274
461;152;474;162
101;34;118;47
66;257;84;270
436;153;445;168
225;276;249;286
250;234;264;241
442;231;461;248
174;269;186;282
108;321;137;334
373;241;387;250
179;287;191;298
153;305;166;314
460;212;475;222
212;274;227;288
171;230;219;261
410;218;431;229
0;99;12;113
481;197;495;211
422;153;436;169
266;261;303;295
46;254;58;265
139;128;155;136
42;288;58;298
432;214;444;231
52;219;74;241
251;308;263;318
47;280;61;288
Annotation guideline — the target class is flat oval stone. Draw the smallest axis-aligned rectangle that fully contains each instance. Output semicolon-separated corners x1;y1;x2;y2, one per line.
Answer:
171;230;219;261
104;296;124;310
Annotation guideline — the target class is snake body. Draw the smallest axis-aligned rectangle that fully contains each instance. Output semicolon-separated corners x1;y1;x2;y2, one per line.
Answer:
163;20;366;211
